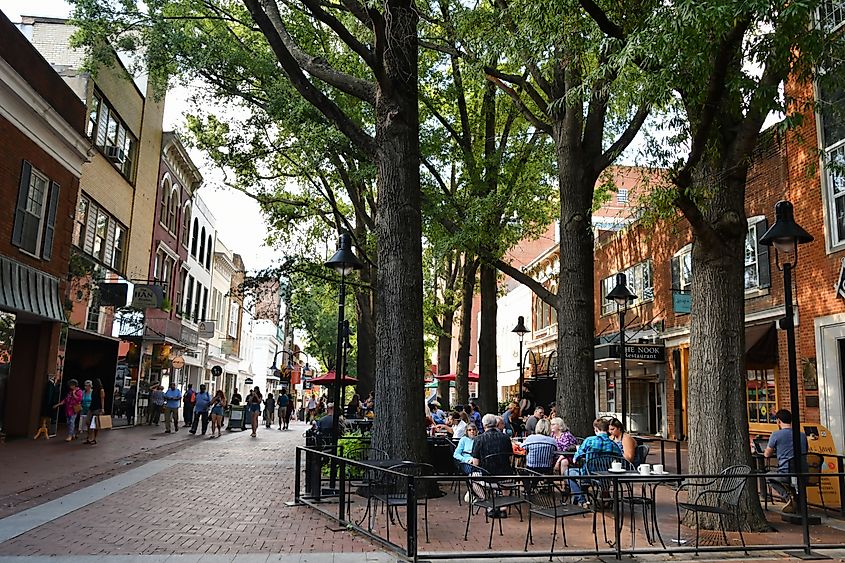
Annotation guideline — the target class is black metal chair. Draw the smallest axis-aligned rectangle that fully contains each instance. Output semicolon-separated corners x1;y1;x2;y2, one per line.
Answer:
343;446;388;521
368;462;433;544
582;453;631;550
763;453;829;513
675;464;751;554
464;466;527;548
519;467;589;560
634;444;650;467
482;452;521;495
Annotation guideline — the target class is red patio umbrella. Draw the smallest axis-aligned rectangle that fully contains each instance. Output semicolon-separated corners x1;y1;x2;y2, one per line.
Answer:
309;370;358;385
433;371;479;382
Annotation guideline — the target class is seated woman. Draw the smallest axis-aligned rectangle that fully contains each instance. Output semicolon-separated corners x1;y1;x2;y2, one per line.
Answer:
521;419;558;473
453;423;478;473
609;417;638;466
550;417;578;475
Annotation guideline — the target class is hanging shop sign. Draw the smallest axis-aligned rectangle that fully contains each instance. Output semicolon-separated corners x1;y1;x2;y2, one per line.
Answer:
672;291;691;314
197;321;215;338
171;356;185;369
131;284;163;309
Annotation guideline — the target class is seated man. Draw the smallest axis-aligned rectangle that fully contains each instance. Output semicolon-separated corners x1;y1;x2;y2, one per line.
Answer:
764;409;808;513
524;406;545;435
567;418;622;507
471;413;513;475
430;401;447;425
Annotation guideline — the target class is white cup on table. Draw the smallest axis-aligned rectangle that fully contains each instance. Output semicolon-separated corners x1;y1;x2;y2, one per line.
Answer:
611;460;622;471
653;464;664;474
638;463;651;475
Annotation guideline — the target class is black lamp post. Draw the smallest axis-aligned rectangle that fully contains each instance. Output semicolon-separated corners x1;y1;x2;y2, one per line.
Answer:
325;232;363;445
606;272;637;429
512;316;529;401
759;200;816;558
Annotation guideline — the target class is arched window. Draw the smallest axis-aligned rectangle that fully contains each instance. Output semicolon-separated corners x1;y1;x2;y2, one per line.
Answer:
168;189;179;233
206;235;213;269
191;218;199;257
199;226;206;263
181;203;191;248
159;177;170;227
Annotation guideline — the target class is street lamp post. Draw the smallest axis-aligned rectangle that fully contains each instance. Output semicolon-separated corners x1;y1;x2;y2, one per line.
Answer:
606;272;637;429
512;316;529;402
325;232;363;446
759;200;817;558
269;349;293;393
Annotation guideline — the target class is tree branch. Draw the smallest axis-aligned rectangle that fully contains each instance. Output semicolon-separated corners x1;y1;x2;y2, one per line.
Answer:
485;75;552;134
485;66;550;119
673;192;722;251
596;102;650;172
495;259;557;307
300;0;376;68
578;0;624;39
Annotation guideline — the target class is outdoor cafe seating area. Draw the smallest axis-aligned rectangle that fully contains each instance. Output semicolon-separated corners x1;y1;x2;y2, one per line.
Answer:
297;436;845;560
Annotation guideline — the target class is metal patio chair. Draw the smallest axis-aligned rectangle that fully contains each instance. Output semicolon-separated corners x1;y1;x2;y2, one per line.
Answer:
343;446;388;521
675;464;751;555
368;462;433;544
464;466;527;549
519;467;589;560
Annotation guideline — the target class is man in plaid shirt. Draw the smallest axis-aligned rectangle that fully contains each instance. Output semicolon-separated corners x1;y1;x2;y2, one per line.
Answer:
568;418;622;506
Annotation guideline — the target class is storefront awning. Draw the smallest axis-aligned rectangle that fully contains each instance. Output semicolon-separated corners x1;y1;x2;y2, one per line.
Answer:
0;256;65;322
746;322;778;365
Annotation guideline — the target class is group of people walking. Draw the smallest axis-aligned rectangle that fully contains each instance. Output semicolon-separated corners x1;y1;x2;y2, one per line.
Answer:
55;378;106;445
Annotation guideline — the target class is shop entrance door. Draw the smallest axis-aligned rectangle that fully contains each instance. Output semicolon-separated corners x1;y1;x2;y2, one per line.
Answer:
628;380;650;433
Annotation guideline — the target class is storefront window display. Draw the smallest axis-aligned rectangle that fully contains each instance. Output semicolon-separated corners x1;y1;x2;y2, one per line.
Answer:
746;368;778;427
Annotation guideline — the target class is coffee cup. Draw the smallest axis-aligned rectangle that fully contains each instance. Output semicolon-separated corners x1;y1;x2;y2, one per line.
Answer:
611;461;622;471
638;464;651;475
653;464;664;474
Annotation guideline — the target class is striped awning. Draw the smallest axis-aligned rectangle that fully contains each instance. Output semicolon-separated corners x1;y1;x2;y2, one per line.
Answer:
0;256;65;322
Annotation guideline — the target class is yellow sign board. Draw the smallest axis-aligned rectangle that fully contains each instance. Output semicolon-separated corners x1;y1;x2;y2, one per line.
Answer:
802;423;841;510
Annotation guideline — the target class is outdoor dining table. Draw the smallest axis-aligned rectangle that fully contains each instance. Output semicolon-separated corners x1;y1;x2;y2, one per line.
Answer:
596;470;685;550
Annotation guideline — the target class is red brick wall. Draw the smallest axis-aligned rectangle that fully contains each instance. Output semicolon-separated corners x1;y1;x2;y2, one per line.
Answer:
0;118;79;281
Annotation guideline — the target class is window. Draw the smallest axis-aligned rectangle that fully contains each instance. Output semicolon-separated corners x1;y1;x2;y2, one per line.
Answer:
88;90;137;180
616;189;628;204
194;282;203;321
73;197;89;249
818;0;845;31
12;162;59;259
185;276;194;321
159;178;170;227
201;286;209;322
191;219;199;257
181;204;191;248
93;209;108;263
86;290;101;332
111;225;126;271
600;261;653;315
73;195;127;273
744;217;771;291
228;301;239;338
533;284;557;330
606;374;616;413
206;235;213;269
746;368;778;426
174;269;183;317
820;72;845;246
199;227;206;264
168;190;179;233
670;244;693;295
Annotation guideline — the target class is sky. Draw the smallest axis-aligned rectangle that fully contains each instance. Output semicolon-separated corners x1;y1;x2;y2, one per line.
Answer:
0;0;278;273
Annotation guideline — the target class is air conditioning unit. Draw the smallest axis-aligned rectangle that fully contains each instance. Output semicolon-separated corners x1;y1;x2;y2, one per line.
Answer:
104;145;125;164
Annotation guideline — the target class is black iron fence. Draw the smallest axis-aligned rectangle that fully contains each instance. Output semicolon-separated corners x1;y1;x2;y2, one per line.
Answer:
294;445;845;562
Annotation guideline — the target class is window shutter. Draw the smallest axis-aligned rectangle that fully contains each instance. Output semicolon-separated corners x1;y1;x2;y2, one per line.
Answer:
104;219;116;268
12;161;32;247
756;218;771;289
41;181;60;260
670;255;680;290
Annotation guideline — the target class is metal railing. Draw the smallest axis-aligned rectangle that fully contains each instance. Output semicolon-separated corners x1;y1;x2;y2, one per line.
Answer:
293;445;845;562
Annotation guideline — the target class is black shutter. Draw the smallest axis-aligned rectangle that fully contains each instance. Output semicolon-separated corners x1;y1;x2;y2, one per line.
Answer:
756;218;771;289
41;181;60;260
670;255;680;291
12;161;32;247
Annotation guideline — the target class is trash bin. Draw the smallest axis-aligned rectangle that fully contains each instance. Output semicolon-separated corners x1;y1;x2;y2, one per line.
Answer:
227;405;246;431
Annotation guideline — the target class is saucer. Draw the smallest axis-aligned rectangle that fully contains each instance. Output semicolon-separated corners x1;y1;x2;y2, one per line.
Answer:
608;467;627;473
651;470;670;475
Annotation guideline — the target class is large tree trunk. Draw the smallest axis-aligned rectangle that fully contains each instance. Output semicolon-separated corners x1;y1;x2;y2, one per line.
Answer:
554;125;597;438
436;309;454;409
478;263;498;413
684;173;770;531
371;1;426;462
354;266;376;397
455;258;479;406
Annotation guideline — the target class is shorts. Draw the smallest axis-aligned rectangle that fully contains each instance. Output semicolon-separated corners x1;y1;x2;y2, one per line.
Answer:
249;403;261;413
211;406;224;417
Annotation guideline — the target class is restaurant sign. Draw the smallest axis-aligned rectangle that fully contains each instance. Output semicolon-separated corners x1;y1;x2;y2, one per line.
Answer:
623;344;665;362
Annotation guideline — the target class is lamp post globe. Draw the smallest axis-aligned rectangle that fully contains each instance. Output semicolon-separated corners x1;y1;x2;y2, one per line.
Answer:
512;316;529;401
759;200;815;556
606;272;636;429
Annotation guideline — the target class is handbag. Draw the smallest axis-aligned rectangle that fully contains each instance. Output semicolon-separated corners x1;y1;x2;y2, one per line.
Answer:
97;415;113;429
73;403;82;414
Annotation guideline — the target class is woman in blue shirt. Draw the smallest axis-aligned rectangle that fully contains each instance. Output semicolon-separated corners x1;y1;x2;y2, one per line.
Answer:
453;423;479;474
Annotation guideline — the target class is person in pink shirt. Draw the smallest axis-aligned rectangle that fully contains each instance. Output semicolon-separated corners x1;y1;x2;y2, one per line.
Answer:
54;379;82;442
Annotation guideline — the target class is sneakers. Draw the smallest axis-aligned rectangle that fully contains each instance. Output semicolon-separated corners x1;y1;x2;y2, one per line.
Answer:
783;496;796;513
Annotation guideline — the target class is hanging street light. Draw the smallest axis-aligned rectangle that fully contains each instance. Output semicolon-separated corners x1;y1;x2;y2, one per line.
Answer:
606;272;637;430
512;315;529;402
759;200;816;558
325;232;363;446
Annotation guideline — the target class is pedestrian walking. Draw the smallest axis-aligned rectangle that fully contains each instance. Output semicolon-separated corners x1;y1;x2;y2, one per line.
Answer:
163;381;181;433
306;395;317;422
209;389;226;438
264;393;275;428
182;383;195;428
190;384;212;435
148;384;164;425
231;390;242;405
85;378;106;445
125;384;136;425
285;391;295;426
55;379;82;442
80;380;93;432
249;386;263;437
277;389;289;430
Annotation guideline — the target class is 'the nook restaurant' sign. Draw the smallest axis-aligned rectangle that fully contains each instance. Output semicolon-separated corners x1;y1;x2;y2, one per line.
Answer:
596;342;666;363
